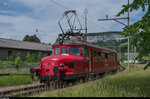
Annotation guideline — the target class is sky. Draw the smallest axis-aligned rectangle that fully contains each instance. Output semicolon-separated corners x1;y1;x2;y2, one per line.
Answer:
0;0;146;44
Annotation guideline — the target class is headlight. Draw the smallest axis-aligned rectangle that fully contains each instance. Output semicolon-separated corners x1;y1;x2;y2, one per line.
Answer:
30;67;35;73
60;63;64;67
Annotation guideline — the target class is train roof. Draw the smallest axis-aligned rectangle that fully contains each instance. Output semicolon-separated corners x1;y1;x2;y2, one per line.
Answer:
53;40;117;53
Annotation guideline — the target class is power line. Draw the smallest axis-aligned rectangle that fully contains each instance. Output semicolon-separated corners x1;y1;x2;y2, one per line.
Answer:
49;0;70;10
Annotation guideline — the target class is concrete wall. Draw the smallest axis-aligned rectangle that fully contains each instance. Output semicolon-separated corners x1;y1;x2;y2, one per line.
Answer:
0;47;51;61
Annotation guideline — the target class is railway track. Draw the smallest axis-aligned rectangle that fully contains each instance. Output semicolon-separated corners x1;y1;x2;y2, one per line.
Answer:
0;83;45;97
0;66;126;97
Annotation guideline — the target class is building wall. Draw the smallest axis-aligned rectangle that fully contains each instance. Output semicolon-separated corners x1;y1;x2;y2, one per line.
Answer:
0;47;51;61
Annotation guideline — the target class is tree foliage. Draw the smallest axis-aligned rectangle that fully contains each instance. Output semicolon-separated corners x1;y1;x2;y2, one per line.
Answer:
117;0;150;69
23;34;41;43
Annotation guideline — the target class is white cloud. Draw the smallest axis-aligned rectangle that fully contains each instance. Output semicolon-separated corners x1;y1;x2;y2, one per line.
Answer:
0;0;145;44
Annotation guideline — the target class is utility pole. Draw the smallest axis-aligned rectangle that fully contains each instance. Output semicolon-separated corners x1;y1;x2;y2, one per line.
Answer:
127;0;130;71
84;9;88;42
98;0;130;71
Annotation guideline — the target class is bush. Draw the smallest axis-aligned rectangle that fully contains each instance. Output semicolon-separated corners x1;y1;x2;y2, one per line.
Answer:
25;52;35;63
6;56;15;62
26;52;31;63
14;57;22;69
14;52;22;69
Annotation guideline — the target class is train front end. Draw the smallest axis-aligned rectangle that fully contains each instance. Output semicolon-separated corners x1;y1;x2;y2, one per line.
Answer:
30;45;87;83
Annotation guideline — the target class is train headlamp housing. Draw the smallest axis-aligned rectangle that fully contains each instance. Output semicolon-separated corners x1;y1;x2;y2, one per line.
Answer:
59;63;64;67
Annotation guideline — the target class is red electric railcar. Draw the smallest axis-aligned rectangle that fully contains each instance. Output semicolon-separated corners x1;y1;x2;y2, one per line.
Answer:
30;39;120;83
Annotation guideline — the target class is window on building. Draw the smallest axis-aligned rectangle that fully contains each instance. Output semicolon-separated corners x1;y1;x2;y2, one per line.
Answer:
98;52;101;61
70;47;80;56
8;50;12;56
61;47;68;54
81;47;87;56
93;51;97;61
55;48;60;54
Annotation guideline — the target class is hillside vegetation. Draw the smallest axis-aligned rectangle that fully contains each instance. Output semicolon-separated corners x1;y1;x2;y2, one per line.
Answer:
32;64;150;97
87;31;130;52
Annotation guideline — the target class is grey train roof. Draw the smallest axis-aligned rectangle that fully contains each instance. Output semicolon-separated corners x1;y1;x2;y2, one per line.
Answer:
0;38;52;51
53;40;117;53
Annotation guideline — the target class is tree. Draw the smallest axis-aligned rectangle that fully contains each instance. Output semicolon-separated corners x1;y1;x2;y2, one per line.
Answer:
117;0;150;69
23;35;30;41
23;34;41;43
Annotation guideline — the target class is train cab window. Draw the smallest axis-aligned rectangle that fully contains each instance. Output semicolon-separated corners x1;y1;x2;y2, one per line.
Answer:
81;47;87;56
61;47;68;54
98;52;101;61
55;48;60;54
93;51;97;61
70;47;80;56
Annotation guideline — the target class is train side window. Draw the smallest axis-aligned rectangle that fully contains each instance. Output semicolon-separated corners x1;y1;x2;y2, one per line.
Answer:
61;47;68;54
81;47;87;56
101;53;105;61
111;55;113;61
93;51;97;61
105;53;108;62
109;55;111;61
55;48;60;54
98;52;101;61
111;55;114;62
113;55;116;61
108;54;111;62
70;47;80;56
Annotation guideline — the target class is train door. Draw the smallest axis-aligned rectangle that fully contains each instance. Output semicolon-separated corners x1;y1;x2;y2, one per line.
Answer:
89;49;92;72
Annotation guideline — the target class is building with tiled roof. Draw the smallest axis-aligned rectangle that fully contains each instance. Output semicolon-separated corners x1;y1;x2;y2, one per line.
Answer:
0;38;52;61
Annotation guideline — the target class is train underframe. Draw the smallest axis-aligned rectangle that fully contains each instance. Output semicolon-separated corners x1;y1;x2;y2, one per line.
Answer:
38;68;119;83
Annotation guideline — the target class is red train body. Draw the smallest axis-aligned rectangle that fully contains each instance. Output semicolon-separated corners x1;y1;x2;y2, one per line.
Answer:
30;40;120;82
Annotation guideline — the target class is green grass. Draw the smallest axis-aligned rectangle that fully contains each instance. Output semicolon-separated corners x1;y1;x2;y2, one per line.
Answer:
0;70;38;87
0;60;40;66
0;61;15;66
32;64;150;97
